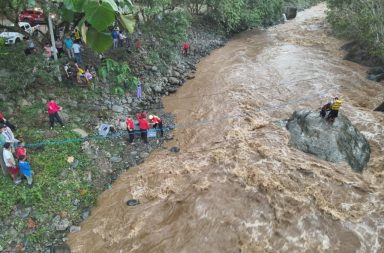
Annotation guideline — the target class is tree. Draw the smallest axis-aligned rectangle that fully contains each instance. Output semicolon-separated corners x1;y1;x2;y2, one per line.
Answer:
62;0;136;52
327;0;384;57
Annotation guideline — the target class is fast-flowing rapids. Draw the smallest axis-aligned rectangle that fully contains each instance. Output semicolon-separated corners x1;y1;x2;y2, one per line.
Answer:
69;4;384;252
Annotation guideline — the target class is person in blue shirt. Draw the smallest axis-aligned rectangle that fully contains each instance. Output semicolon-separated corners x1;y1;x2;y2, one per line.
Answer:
18;155;33;188
64;35;74;59
112;28;119;48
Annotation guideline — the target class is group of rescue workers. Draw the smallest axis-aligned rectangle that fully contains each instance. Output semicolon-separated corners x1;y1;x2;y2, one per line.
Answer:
126;111;163;144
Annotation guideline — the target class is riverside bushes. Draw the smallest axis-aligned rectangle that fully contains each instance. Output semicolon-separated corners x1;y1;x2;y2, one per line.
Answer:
327;0;384;58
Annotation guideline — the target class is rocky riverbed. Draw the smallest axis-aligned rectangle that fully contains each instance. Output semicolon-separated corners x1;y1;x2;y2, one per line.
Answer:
0;20;227;253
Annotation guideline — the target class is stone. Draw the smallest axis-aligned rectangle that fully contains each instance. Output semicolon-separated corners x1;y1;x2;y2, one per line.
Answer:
19;98;31;108
50;243;71;253
186;73;195;79
112;105;124;113
14;207;31;219
111;156;123;163
69;226;81;233
70;160;79;169
84;171;92;182
169;146;180;153
153;85;163;93
168;87;177;93
286;110;370;171
72;128;88;138
285;7;297;19
72;199;80;206
139;152;149;158
60;111;69;121
168;77;180;85
151;66;158;72
367;67;384;82
52;216;71;231
171;70;180;77
81;208;91;220
374;102;384;112
130;151;138;156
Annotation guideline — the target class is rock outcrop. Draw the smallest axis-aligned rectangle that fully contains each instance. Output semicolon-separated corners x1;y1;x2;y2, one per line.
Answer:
285;7;298;20
286;110;370;171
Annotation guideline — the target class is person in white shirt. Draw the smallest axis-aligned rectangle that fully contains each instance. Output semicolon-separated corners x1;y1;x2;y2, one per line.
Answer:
72;41;82;66
2;126;18;151
3;142;19;183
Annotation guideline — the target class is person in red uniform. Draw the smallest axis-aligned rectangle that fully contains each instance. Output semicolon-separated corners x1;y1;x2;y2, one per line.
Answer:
138;117;149;144
137;111;147;121
148;115;163;137
183;41;189;56
126;116;135;144
47;98;64;129
0;112;16;131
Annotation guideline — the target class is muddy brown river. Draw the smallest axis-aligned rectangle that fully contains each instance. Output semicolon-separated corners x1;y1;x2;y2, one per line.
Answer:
69;4;384;252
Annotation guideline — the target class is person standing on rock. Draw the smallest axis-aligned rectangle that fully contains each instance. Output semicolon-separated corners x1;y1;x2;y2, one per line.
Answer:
47;98;64;129
326;97;342;123
319;102;331;118
126;116;135;144
148;114;163;137
139;116;149;144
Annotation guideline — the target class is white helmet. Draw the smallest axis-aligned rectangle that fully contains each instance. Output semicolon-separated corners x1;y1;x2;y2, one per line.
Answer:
148;115;153;120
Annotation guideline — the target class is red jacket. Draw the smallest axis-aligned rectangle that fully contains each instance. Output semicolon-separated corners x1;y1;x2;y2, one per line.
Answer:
150;115;161;124
0;112;4;121
126;118;134;130
15;147;27;159
47;101;62;115
137;112;147;120
183;42;189;49
139;118;149;130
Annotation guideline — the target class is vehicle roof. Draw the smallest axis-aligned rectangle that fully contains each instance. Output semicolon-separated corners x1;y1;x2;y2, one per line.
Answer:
21;9;43;13
18;22;31;26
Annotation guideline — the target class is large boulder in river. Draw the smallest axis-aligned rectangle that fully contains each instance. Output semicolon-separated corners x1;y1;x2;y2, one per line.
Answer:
286;110;370;172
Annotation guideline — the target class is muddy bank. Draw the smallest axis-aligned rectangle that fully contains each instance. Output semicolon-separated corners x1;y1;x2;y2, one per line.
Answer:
0;20;227;253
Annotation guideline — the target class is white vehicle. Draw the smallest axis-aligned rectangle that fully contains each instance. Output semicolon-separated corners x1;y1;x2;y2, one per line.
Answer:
0;22;40;45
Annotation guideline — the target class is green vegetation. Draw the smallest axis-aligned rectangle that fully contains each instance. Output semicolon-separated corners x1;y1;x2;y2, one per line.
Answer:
98;58;138;95
0;44;57;94
0;128;96;247
327;0;384;57
141;10;191;64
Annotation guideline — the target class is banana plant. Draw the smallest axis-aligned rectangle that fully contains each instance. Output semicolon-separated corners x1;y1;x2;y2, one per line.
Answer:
62;0;136;52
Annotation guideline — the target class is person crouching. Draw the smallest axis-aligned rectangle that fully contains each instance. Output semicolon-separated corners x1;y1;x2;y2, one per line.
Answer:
148;115;163;137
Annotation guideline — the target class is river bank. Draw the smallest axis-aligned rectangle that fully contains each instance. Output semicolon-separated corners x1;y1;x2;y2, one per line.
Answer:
0;18;228;252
